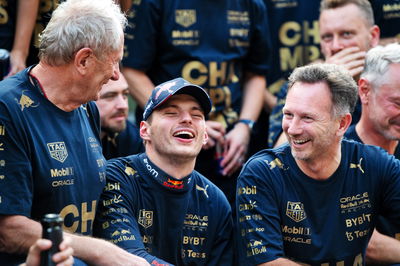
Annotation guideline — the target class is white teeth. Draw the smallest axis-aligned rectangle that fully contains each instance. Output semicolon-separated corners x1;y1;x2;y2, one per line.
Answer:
174;131;194;138
293;139;308;144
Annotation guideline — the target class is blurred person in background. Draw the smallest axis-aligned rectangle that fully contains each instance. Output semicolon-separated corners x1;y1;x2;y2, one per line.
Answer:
96;73;143;160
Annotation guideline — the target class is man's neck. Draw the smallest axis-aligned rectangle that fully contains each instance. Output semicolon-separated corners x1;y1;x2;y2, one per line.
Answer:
30;63;82;112
295;145;342;180
146;150;196;180
356;121;398;155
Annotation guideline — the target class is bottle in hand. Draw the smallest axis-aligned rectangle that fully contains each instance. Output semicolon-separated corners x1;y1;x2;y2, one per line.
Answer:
40;213;63;266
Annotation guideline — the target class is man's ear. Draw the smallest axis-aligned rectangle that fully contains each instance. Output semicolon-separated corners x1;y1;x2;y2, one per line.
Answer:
74;48;94;75
369;25;380;48
358;78;371;105
203;128;209;145
337;113;352;137
140;120;151;141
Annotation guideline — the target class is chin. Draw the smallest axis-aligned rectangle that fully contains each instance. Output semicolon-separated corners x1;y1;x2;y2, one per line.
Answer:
108;125;126;134
291;151;310;161
90;94;100;102
173;149;199;159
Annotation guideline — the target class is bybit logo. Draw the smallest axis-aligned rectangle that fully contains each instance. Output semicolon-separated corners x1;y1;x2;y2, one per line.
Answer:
104;182;121;191
238;185;257;195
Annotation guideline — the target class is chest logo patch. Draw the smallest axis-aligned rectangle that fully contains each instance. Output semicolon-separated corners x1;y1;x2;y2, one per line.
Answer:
125;166;137;176
47;142;68;163
286;201;307;222
15;90;39;111
175;10;196;28
138;209;153;229
350;158;364;174
196;184;209;198
265;158;288;170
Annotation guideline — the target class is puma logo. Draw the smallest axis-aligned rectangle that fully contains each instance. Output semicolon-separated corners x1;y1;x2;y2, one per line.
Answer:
196;184;209;198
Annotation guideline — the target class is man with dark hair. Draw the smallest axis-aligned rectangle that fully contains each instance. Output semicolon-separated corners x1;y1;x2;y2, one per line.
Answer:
121;0;273;209
237;63;400;264
94;78;233;265
96;74;143;160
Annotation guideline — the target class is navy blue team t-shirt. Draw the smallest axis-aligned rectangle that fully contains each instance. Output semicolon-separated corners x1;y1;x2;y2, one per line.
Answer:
345;125;400;250
0;0;17;51
0;67;107;264
123;0;271;129
94;153;233;265
237;139;400;265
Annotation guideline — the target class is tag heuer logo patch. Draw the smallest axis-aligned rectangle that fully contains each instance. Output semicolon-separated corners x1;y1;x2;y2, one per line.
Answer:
47;142;68;163
175;10;196;28
138;209;153;229
286;201;307;222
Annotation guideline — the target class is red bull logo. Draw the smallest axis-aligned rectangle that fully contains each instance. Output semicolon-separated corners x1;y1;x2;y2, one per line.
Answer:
163;178;184;189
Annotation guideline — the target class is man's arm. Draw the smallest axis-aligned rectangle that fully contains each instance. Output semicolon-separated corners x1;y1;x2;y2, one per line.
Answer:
66;233;149;266
366;229;400;264
122;68;154;109
221;72;265;176
0;215;148;266
258;258;300;265
0;215;41;254
6;0;39;78
264;89;277;113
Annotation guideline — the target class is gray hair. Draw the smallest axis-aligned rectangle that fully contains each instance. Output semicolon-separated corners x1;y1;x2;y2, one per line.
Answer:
320;0;375;27
361;43;400;88
38;0;127;66
288;63;358;117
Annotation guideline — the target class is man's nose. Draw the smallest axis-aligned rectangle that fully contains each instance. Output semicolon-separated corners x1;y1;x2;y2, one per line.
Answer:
180;111;193;123
115;94;128;110
110;64;120;81
286;117;303;136
330;35;344;54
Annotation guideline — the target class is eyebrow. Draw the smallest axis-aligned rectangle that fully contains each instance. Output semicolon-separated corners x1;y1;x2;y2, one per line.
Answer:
161;103;203;112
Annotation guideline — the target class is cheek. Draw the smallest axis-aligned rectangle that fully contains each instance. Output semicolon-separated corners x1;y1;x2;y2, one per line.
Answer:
98;102;111;113
281;119;289;130
96;107;106;118
349;35;368;49
383;106;400;119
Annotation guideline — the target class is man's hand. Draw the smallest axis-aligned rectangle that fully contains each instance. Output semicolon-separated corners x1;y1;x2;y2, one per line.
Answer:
219;123;250;176
203;120;226;150
5;50;27;78
366;229;400;264
24;237;74;266
324;46;366;78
